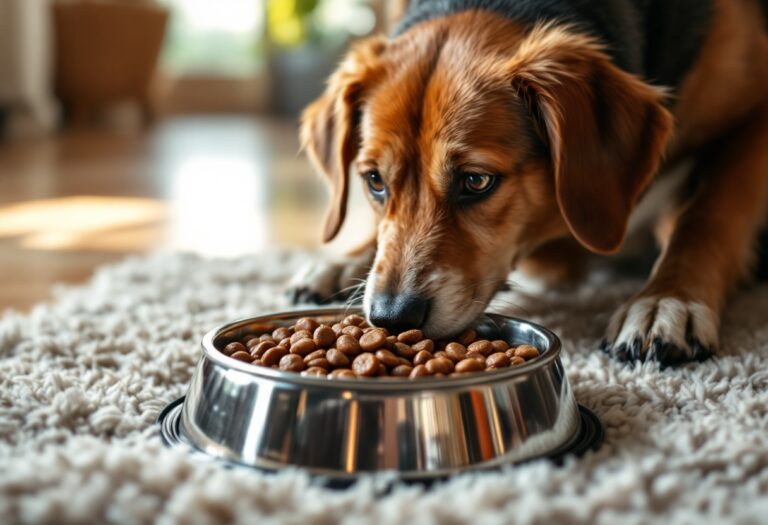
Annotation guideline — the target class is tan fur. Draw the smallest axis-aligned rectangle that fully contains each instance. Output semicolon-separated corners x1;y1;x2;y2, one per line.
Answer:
300;3;768;350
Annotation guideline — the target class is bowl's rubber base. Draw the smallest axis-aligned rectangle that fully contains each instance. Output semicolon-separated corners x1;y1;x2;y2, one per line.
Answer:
157;396;603;485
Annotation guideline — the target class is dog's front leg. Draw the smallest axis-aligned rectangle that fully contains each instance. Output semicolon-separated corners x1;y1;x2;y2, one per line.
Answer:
604;108;768;364
287;236;376;305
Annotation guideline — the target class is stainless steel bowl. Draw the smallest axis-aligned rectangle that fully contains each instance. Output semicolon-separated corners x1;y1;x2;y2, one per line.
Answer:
159;308;602;481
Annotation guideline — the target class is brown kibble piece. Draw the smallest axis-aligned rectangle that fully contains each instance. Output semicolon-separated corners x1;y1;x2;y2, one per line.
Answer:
394;342;416;359
313;325;336;348
445;342;467;362
486;352;510;368
295;317;319;333
458;328;477;346
413;350;432;366
359;329;388;351
230;350;253;363
391;364;413;377
352;353;380;377
272;327;292;341
342;325;364;339
385;335;397;349
303;349;326;363
336;334;362;356
377;363;388;376
331;323;344;335
223;342;246;356
409;364;430;378
245;337;261;348
290;338;316;357
455;358;485;373
251;341;276;358
259;334;274;343
514;344;540;360
468;340;493;356
329;368;356;379
491;340;510;353
307;357;330;369
397;329;423;344
375;349;400;367
261;347;289;366
509;355;526;366
434;351;450;360
412;339;435;353
343;314;365;326
279;354;304;372
290;330;312;345
301;366;328;377
326;348;350;367
426;357;454;374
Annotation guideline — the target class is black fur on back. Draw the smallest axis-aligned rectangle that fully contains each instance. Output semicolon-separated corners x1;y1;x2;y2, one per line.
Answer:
394;0;713;91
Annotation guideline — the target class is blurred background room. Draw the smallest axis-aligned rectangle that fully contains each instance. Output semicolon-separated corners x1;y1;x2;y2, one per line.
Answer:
0;0;382;310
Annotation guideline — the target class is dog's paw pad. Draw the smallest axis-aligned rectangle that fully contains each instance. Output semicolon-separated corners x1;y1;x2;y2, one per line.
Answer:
603;296;718;365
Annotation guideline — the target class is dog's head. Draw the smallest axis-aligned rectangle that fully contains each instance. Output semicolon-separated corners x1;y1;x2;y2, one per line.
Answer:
301;12;673;336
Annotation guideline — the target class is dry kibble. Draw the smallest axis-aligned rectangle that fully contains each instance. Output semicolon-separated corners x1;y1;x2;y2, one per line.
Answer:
455;358;485;373
295;317;319;333
391;364;413;377
313;326;336;348
486;352;510;368
337;335;362;356
458;328;477;346
261;347;289;366
412;339;435;353
514;344;540;360
223;342;246;356
352;353;380;377
426;357;454;375
468;340;493;356
251;340;276;358
343;314;366;326
394;342;416;359
413;350;432;366
302;366;328;377
359;329;388;351
342;325;364;339
445;342;467;362
218;315;542;380
290;330;312;345
375;349;401;367
272;327;292;341
491;340;509;353
329;368;356;379
290;338;316;357
279;354;305;372
230;350;253;363
326;348;350;368
307;357;330;369
397;329;423;344
303;349;326;363
409;364;430;378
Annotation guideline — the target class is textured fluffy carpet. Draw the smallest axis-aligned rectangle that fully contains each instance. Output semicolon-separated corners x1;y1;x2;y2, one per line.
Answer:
1;251;767;525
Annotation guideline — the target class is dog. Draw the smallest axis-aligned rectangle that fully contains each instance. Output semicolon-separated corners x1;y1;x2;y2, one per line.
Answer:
293;0;768;365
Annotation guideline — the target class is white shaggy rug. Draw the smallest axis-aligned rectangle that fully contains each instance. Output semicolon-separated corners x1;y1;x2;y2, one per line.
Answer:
1;251;767;525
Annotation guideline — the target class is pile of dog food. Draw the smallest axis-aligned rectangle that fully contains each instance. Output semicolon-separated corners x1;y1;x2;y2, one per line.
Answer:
219;314;540;379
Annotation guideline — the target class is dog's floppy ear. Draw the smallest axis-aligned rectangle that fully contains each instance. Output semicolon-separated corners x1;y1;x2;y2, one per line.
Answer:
506;24;674;253
301;36;387;242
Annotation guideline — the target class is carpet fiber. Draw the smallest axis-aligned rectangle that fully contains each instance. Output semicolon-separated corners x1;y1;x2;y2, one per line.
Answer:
1;252;767;524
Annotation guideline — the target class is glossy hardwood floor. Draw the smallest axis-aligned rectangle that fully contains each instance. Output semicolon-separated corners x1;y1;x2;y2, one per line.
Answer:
0;116;372;311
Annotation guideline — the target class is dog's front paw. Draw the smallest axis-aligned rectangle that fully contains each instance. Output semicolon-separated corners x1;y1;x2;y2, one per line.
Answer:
286;258;369;305
603;296;718;365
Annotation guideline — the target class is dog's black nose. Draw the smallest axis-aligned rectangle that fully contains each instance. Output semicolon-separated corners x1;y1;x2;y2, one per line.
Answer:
369;293;430;331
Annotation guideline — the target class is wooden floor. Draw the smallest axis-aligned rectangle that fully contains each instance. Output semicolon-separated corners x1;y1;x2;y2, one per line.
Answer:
0;116;370;311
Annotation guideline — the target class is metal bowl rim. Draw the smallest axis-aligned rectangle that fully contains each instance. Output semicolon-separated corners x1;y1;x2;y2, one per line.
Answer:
200;306;562;392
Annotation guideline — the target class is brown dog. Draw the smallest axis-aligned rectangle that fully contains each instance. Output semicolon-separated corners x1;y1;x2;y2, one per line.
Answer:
294;0;768;365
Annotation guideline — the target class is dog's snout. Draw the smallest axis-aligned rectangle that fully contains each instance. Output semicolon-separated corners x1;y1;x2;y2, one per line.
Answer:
369;293;430;331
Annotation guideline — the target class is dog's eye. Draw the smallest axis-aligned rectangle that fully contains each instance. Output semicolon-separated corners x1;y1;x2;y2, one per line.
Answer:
462;173;496;195
365;170;387;199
